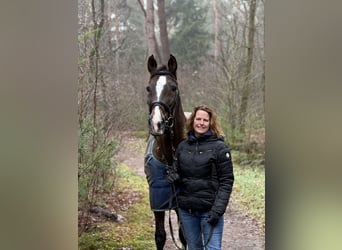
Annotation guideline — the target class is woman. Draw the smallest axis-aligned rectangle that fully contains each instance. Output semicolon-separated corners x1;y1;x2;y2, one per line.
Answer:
168;105;234;250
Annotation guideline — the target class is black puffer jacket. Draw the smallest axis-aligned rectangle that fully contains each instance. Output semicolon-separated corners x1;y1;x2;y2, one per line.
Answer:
175;130;234;216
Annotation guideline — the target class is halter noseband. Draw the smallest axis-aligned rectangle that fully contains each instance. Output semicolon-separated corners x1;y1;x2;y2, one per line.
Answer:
149;100;174;129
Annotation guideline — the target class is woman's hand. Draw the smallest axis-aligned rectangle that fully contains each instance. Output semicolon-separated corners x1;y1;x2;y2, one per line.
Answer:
207;210;220;226
166;164;179;183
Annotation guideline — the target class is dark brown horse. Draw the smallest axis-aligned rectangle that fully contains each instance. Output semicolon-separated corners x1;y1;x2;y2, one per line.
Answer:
144;54;187;250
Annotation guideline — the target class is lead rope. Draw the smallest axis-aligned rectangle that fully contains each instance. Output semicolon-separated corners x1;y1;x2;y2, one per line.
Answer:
201;223;214;249
200;162;219;248
168;183;184;250
201;160;217;248
167;127;187;250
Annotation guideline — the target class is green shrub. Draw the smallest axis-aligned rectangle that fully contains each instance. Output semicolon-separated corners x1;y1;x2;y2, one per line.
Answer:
79;163;155;250
78;119;119;234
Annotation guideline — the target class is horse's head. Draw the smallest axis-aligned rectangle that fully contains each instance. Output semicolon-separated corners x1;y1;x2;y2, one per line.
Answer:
146;54;179;136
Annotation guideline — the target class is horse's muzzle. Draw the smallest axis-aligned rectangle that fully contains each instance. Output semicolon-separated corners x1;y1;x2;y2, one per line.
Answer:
149;116;166;136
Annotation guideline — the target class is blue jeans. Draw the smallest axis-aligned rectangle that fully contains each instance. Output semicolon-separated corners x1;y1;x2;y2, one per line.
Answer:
178;208;224;250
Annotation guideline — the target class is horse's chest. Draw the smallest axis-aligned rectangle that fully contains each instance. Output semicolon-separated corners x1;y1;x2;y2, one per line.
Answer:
153;145;165;162
145;136;177;211
145;155;176;211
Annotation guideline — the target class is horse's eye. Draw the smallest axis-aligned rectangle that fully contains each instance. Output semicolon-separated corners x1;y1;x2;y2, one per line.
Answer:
171;85;177;91
146;86;151;92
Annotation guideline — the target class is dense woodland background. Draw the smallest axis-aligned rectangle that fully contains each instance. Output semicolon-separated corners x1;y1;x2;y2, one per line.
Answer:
78;0;264;235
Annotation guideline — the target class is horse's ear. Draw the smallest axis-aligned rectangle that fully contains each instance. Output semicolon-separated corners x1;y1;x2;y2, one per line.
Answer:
148;55;157;73
168;54;177;74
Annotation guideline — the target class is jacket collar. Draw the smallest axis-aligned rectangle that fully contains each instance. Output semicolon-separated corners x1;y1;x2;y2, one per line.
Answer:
188;129;213;142
188;130;226;144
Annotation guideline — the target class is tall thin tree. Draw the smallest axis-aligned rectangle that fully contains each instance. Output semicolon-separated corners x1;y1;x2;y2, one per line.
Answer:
90;0;105;151
146;0;161;62
213;0;220;61
239;0;257;133
157;0;170;65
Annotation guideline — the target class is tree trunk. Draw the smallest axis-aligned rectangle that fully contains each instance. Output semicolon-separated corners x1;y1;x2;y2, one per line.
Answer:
157;0;170;65
213;0;220;61
146;0;160;62
238;0;257;134
114;0;120;68
90;0;105;151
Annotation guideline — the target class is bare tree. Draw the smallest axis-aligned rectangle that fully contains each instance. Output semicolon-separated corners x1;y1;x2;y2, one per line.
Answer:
238;0;257;133
157;0;170;65
90;0;105;150
137;0;170;64
213;0;220;61
146;0;161;61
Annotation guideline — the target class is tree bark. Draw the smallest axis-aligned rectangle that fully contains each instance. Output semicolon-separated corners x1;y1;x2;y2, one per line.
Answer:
90;0;105;151
157;0;170;65
238;0;257;134
146;0;160;62
114;0;120;68
213;0;220;61
137;0;146;17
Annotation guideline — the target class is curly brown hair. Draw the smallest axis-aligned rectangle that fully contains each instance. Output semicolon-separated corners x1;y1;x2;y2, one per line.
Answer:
185;105;224;137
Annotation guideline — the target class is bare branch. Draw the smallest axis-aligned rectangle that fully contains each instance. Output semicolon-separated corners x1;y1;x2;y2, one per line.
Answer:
136;0;146;17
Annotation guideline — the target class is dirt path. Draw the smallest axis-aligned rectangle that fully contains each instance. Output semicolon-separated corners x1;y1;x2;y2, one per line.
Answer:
116;134;265;250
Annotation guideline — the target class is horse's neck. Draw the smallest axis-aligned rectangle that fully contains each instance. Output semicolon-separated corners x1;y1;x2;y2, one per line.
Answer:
154;134;173;165
153;121;185;165
173;101;186;146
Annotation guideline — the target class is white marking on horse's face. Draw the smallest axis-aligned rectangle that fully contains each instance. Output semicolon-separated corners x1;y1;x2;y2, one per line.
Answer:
151;76;166;133
156;76;166;101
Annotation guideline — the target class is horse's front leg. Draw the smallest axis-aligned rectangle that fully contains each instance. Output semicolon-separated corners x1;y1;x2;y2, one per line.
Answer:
154;211;166;250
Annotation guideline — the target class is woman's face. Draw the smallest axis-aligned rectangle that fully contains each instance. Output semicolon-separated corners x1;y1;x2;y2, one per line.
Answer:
193;109;210;137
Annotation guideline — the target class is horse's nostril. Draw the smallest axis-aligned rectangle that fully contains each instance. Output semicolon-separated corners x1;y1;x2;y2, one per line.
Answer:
157;121;163;130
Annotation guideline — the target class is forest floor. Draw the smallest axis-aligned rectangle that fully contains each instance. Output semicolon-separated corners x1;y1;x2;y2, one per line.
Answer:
116;132;265;250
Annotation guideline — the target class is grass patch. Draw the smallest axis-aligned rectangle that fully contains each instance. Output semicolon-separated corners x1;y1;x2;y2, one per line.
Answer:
79;163;155;250
231;151;265;227
131;130;149;140
122;135;147;154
